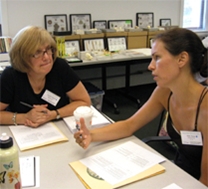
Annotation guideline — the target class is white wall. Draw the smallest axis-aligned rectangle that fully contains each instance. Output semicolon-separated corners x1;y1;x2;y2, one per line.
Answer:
1;0;181;37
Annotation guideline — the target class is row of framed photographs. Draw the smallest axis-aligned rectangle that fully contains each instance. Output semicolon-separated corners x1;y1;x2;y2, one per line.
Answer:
44;13;171;34
64;36;127;54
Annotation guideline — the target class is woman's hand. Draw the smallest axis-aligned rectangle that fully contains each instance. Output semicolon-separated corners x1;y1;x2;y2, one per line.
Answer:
24;104;50;127
74;118;92;149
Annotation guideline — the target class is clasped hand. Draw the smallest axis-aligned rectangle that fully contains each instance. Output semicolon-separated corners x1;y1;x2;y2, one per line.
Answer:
74;118;91;149
24;104;50;127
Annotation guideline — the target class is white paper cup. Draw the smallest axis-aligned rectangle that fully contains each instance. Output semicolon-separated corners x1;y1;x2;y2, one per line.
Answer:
73;106;93;129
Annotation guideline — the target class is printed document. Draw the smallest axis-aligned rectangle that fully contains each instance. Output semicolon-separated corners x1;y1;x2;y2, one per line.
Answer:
80;141;165;185
63;106;111;133
9;122;68;151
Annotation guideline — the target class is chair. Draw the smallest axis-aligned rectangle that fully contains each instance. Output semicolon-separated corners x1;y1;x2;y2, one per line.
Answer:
142;110;178;160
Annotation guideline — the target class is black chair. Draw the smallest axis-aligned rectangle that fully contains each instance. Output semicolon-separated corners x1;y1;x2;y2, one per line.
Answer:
142;111;178;160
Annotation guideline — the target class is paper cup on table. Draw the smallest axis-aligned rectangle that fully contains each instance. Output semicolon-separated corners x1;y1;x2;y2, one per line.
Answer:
73;106;93;130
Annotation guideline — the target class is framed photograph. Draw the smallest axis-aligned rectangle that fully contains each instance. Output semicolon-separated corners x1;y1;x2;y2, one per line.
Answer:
108;20;132;29
106;37;127;52
136;12;154;28
44;14;68;35
65;40;80;57
83;38;105;51
160;19;171;26
69;14;91;33
93;20;107;29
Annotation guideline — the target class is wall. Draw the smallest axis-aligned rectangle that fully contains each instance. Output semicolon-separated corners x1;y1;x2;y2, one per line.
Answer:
1;0;181;37
1;0;207;89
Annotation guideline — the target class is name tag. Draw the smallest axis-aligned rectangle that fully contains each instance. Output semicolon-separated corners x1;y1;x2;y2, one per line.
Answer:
41;89;60;106
180;131;203;146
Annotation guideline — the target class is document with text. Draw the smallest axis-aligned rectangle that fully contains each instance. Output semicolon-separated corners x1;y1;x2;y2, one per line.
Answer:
63;106;111;133
9;122;68;151
80;141;165;185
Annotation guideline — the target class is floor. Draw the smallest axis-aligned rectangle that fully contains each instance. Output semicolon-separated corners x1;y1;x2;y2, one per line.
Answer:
101;83;176;160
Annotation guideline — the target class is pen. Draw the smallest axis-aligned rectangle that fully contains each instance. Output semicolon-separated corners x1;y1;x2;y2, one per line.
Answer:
76;124;80;131
76;124;82;138
20;101;47;114
20;101;33;109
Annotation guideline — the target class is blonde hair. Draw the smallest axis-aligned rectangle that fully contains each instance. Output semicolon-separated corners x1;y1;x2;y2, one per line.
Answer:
9;26;57;72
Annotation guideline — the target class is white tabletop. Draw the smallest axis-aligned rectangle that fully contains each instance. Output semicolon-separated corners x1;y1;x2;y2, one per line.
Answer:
68;48;152;67
0;120;207;189
0;49;152;73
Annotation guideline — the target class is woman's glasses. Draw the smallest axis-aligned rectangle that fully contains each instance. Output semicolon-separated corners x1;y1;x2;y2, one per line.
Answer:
32;47;54;59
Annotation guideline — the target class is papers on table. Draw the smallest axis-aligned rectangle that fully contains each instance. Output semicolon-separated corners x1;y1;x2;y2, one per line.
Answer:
9;122;68;151
70;141;166;188
20;156;40;188
63;106;111;133
80;141;165;185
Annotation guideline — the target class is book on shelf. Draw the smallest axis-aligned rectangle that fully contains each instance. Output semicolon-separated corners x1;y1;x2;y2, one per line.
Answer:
9;122;68;151
63;106;111;133
69;141;166;189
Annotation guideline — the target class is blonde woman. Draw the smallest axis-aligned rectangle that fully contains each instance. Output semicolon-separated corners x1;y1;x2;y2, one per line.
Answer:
0;26;91;127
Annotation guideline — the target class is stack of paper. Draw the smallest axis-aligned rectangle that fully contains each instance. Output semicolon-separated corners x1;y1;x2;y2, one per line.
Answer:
9;122;68;151
69;141;166;189
63;106;111;133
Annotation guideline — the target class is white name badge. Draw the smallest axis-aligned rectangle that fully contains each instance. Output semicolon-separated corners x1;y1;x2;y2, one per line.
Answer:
180;130;203;146
41;89;60;106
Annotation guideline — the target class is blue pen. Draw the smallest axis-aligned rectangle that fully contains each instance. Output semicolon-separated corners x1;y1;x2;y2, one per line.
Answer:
76;124;82;138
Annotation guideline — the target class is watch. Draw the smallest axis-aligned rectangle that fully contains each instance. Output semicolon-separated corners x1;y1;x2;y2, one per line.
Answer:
55;109;60;119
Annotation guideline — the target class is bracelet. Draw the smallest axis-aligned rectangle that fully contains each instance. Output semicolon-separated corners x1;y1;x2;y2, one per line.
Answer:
12;112;17;126
55;109;60;120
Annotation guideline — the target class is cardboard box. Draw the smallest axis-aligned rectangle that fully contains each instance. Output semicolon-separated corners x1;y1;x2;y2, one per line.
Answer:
105;32;128;37
127;31;148;49
54;34;81;41
147;30;164;48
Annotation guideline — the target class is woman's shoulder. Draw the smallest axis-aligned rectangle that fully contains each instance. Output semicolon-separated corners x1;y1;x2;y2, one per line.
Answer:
1;66;16;77
54;57;68;65
152;86;171;98
53;57;71;70
150;86;171;109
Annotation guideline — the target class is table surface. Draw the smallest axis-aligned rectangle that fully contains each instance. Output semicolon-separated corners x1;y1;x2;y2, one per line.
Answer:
0;120;207;189
68;48;152;67
0;49;152;72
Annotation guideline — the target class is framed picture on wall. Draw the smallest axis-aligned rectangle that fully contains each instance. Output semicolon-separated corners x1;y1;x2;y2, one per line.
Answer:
106;37;127;52
69;14;91;33
44;14;68;35
83;38;105;51
108;20;132;29
159;18;171;26
93;20;107;29
136;12;154;28
65;40;80;56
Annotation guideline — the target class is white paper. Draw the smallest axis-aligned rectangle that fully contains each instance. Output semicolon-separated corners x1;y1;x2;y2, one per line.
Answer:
162;183;183;189
80;141;165;185
9;122;68;150
63;106;111;133
20;156;40;188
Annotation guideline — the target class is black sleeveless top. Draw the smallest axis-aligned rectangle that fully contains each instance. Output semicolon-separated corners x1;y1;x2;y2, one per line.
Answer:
166;87;208;179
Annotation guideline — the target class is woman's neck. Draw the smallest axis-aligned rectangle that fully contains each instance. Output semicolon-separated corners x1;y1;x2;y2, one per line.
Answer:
27;74;46;94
